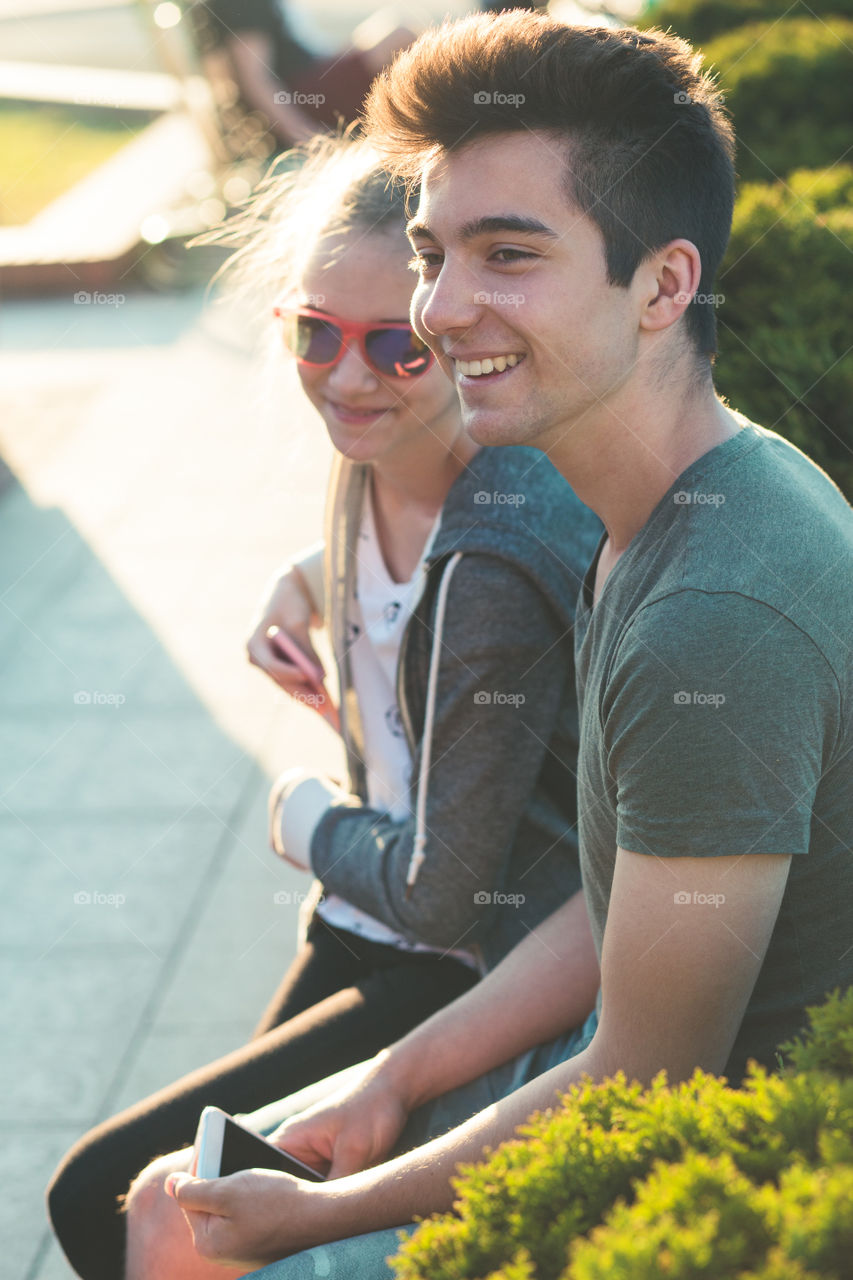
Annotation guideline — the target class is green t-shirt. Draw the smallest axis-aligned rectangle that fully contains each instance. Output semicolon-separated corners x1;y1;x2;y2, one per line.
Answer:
575;420;853;1081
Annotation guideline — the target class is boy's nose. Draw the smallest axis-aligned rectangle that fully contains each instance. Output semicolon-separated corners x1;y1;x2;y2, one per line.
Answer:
416;268;483;341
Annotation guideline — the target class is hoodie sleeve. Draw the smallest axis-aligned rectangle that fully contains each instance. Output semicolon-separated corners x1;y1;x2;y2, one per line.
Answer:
308;553;577;953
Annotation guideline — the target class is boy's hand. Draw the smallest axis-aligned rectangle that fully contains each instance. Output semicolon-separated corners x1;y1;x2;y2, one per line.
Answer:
166;1167;320;1266
269;1057;411;1178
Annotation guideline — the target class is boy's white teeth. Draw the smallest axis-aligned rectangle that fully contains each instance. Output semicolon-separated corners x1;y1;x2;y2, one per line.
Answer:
457;354;520;377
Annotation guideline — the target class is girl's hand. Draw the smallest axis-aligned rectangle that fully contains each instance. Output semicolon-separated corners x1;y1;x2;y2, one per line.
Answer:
268;769;349;870
247;568;321;692
247;569;339;729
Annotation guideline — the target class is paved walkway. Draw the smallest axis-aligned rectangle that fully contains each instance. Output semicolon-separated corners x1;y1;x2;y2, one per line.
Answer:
0;284;342;1279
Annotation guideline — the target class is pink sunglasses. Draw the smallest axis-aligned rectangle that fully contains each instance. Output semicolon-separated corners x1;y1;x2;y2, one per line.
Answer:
274;306;435;379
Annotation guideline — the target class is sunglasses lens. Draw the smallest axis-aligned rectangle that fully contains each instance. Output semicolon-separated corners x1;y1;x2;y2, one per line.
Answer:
282;314;343;365
365;328;432;378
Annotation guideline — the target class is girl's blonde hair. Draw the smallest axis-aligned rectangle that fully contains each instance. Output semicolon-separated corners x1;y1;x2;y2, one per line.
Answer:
203;130;410;314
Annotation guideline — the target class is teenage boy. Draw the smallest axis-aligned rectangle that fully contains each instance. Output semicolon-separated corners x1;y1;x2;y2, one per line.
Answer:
126;14;852;1278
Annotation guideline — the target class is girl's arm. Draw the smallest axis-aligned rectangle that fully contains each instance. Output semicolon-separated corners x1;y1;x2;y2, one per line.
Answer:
298;554;581;946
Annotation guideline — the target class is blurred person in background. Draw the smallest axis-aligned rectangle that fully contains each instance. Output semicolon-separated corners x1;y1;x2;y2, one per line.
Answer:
47;133;601;1280
195;1;415;145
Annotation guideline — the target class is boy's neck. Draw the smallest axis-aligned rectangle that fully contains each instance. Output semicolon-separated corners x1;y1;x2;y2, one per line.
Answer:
549;380;741;556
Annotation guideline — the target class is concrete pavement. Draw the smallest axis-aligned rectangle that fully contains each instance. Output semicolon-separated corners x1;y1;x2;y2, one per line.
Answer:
0;282;343;1279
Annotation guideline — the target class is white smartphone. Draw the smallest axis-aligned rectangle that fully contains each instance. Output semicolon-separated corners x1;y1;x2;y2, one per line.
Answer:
193;1105;326;1181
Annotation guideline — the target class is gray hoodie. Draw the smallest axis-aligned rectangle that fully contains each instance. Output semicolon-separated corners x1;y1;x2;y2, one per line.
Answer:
296;445;603;974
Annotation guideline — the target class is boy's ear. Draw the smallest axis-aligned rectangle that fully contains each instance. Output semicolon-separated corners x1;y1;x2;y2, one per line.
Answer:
639;239;702;333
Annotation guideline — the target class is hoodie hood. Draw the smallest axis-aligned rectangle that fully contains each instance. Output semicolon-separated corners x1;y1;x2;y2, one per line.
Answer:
429;445;603;632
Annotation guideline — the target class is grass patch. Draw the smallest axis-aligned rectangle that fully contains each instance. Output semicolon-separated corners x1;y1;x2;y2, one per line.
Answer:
0;102;152;225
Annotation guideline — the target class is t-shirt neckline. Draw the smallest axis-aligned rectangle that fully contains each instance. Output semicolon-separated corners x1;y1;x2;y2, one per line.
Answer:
580;420;758;615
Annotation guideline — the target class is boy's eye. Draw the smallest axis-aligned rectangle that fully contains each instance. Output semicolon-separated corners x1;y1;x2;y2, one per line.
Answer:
408;252;443;274
492;248;537;263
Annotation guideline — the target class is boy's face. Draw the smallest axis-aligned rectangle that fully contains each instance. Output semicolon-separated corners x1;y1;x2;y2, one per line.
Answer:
408;131;648;455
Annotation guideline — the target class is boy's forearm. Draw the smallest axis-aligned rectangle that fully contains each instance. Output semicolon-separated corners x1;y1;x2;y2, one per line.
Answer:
303;1044;596;1244
382;890;598;1111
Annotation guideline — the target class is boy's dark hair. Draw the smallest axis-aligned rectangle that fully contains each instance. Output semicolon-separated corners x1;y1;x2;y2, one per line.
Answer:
363;13;735;357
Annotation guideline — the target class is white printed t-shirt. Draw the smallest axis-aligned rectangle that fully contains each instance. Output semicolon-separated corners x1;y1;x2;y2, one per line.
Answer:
316;481;449;953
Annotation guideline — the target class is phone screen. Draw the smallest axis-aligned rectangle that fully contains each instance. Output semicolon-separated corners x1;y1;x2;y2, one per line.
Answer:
220;1117;326;1182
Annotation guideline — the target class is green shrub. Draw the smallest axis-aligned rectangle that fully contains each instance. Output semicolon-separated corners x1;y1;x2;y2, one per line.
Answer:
715;172;853;497
640;0;853;46
567;1152;774;1279
780;987;853;1078
390;988;853;1280
701;19;853;183
567;1157;853;1279
786;165;853;216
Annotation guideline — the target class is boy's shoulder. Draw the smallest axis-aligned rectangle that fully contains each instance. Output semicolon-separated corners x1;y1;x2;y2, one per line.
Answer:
613;423;852;694
681;423;851;639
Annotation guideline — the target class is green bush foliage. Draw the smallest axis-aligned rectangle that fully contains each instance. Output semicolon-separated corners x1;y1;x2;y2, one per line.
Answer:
636;7;852;493
785;166;853;216
714;170;853;497
701;19;853;184
390;988;853;1280
780;987;853;1078
568;1157;853;1279
641;0;853;47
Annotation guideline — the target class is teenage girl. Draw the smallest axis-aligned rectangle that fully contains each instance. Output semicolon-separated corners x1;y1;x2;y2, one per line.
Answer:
48;135;602;1280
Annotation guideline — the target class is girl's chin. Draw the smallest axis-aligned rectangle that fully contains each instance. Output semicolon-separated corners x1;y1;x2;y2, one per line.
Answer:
325;425;387;463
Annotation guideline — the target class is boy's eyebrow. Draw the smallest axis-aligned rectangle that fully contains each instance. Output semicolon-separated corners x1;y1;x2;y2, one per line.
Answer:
406;214;559;242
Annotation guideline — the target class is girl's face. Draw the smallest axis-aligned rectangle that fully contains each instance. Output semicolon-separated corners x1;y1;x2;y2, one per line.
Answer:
292;230;460;466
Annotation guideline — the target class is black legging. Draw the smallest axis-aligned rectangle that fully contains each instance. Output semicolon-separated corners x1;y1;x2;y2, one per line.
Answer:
47;917;477;1280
